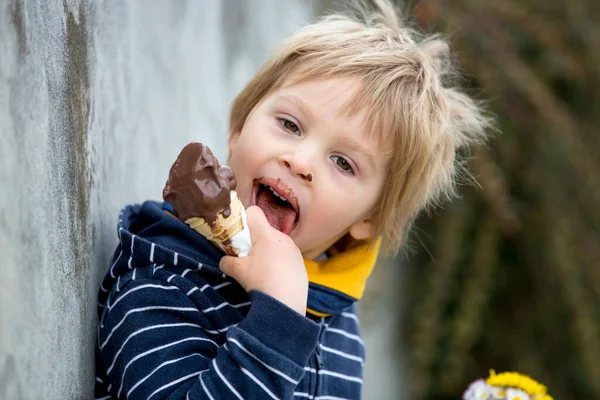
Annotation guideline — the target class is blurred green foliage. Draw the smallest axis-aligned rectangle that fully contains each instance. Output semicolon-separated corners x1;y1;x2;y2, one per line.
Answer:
400;0;600;399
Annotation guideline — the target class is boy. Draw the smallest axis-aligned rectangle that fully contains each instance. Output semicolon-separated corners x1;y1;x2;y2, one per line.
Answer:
94;1;489;399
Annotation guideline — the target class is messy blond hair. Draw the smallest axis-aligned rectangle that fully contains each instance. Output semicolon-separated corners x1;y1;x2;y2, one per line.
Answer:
229;0;491;254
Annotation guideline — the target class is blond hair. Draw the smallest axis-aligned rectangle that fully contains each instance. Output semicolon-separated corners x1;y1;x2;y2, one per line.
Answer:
229;0;491;254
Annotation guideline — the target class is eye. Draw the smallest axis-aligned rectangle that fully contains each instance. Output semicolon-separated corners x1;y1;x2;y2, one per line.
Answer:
280;119;300;135
331;155;354;174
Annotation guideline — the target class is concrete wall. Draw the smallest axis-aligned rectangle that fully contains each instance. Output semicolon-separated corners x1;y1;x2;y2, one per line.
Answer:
0;1;404;398
0;1;311;398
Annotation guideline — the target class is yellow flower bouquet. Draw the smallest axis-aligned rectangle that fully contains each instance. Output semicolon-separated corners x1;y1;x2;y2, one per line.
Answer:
463;370;553;400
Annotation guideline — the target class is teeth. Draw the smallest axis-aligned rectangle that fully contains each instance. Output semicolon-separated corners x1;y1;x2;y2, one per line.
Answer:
268;186;287;202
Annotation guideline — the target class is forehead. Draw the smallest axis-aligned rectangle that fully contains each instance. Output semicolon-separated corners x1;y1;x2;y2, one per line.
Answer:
278;76;362;119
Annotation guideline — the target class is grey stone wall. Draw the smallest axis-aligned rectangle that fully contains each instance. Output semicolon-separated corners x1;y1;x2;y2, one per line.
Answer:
0;1;311;398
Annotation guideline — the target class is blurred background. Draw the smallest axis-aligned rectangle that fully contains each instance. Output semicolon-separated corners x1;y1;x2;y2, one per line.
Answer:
0;0;598;399
352;0;600;399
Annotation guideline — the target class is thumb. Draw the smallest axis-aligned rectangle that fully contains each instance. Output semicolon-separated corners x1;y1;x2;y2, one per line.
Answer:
245;206;271;241
219;255;247;283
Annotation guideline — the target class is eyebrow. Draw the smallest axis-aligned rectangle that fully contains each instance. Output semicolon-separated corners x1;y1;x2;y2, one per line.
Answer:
342;139;377;173
273;95;315;122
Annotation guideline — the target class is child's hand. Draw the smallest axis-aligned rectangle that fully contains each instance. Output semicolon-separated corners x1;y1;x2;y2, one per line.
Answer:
219;206;308;316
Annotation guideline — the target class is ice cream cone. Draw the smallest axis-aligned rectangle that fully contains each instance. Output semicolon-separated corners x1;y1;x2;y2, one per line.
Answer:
163;142;252;256
185;191;251;256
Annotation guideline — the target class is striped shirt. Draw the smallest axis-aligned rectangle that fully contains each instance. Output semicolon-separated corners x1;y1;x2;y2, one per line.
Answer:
95;201;366;399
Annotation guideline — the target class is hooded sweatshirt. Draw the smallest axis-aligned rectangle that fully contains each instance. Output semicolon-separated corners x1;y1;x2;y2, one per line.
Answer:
95;200;377;400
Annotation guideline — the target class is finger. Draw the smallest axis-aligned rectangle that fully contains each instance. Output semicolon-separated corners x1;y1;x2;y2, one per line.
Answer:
219;255;246;281
245;206;271;240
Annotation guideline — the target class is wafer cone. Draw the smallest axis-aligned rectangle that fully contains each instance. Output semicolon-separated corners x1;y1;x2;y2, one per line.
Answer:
185;191;251;256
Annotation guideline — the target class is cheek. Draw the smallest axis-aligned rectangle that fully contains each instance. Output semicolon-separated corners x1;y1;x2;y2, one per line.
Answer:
335;180;382;219
316;183;360;219
229;136;266;185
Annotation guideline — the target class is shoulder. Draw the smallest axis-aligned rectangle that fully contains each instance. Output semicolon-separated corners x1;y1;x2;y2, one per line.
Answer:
325;305;365;360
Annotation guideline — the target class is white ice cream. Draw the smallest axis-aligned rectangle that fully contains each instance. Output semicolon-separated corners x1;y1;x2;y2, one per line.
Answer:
229;191;252;257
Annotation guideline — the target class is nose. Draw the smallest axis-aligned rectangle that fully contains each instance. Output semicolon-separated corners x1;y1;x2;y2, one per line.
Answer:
280;153;314;183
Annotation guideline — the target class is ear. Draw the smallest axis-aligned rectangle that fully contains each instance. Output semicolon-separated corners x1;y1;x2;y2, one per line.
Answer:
349;219;376;241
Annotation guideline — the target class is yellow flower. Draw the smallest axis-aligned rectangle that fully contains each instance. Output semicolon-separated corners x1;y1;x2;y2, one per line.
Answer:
486;370;553;400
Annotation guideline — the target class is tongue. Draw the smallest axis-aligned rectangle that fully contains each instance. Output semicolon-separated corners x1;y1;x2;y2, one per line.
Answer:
256;188;297;235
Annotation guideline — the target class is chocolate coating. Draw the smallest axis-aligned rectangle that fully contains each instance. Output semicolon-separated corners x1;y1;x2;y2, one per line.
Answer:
163;142;236;224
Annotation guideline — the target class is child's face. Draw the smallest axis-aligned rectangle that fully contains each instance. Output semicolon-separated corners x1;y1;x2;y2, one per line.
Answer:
228;76;387;259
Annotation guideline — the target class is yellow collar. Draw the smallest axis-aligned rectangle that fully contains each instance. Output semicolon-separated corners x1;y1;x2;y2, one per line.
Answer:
303;238;380;317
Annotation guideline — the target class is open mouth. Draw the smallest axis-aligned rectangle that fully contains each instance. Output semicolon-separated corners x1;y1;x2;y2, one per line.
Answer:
252;177;299;236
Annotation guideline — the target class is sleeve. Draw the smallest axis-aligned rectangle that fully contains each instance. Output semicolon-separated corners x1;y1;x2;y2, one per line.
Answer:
97;277;320;400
